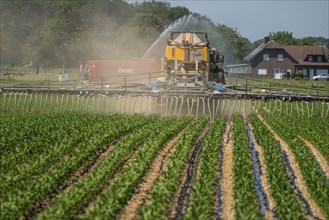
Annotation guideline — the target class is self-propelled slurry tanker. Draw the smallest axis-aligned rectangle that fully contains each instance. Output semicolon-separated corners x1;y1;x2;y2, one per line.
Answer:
84;32;226;92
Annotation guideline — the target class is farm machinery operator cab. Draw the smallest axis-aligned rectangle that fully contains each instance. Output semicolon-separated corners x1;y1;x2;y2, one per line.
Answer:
164;32;225;90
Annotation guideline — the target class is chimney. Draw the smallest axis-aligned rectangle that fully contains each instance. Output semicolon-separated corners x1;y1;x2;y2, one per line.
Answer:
264;36;270;44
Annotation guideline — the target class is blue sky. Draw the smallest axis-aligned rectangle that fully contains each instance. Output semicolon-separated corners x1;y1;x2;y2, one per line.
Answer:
130;0;329;42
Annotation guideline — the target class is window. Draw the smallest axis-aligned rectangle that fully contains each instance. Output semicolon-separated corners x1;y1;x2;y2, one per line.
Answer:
263;54;269;61
308;56;313;62
258;69;267;75
317;69;328;75
317;56;322;62
277;54;283;61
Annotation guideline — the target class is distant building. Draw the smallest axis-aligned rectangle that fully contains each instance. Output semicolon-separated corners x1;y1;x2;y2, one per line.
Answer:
231;37;329;79
225;64;251;76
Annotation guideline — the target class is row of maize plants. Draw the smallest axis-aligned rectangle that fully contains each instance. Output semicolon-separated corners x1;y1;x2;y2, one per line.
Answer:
260;112;329;219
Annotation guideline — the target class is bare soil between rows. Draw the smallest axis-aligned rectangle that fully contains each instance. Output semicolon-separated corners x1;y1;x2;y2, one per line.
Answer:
117;128;185;220
220;122;235;220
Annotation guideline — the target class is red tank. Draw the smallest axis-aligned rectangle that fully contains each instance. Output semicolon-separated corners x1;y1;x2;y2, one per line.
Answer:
85;59;163;84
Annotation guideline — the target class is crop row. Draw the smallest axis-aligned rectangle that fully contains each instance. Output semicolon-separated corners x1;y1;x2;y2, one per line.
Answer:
185;115;226;219
261;112;329;219
232;115;262;219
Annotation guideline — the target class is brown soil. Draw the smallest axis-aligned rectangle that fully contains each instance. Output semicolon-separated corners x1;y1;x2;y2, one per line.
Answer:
249;123;276;220
299;136;329;179
167;124;209;219
117;129;185;220
257;114;325;220
220;122;235;220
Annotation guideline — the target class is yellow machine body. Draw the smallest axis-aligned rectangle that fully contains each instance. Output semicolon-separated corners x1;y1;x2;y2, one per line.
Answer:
163;32;225;89
165;46;208;72
165;32;209;74
165;46;209;62
163;32;211;89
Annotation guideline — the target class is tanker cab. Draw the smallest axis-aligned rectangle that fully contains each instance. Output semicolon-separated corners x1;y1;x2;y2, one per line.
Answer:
165;47;208;73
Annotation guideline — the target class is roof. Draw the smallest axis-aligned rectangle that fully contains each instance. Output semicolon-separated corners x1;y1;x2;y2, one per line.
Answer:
225;63;250;68
243;39;329;66
283;45;329;65
243;40;281;62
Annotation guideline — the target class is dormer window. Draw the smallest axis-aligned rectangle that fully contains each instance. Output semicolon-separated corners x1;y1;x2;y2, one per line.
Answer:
277;54;283;61
308;56;313;62
317;56;322;62
263;54;269;61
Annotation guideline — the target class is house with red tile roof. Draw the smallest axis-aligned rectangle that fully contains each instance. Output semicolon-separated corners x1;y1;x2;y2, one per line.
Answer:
242;37;329;79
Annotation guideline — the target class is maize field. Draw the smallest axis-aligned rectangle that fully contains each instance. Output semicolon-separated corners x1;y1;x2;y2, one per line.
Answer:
0;93;328;220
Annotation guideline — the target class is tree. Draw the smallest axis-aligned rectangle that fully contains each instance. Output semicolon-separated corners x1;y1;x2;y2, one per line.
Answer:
22;1;89;71
216;24;252;64
269;31;297;45
134;1;171;29
297;37;329;47
168;6;190;23
0;0;55;65
112;13;161;58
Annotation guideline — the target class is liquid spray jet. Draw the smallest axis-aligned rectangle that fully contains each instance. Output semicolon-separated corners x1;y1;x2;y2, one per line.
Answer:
143;14;220;59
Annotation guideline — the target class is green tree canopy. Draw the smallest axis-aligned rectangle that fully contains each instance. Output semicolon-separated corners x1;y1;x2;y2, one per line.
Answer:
269;31;297;45
216;25;252;64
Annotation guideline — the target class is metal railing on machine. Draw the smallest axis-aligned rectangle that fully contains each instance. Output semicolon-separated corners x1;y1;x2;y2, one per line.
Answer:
86;71;163;90
1;92;328;120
